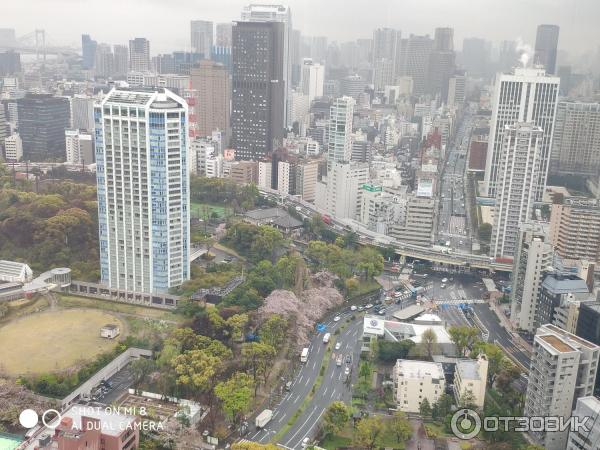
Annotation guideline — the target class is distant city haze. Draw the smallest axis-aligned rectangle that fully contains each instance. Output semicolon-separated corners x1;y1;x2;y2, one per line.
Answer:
3;0;599;58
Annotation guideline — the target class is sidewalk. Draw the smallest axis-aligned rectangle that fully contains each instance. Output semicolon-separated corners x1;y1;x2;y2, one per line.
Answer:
488;297;533;353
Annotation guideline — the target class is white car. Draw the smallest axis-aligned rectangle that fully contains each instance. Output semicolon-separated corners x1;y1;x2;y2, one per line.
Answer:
344;366;351;376
335;342;341;350
333;316;341;322
365;303;373;309
350;305;357;311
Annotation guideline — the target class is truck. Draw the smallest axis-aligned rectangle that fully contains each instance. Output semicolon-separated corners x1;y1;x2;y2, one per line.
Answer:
255;409;273;429
322;332;331;344
300;347;309;363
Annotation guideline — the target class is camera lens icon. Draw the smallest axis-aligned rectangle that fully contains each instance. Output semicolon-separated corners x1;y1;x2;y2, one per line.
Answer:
451;408;481;440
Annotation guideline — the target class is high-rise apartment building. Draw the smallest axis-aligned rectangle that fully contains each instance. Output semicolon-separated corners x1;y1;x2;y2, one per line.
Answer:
65;129;93;165
537;272;591;332
128;38;150;72
241;4;292;127
95;88;190;293
498;40;518;72
524;324;599;450
231;21;284;160
550;101;600;177
461;37;488;78
491;123;544;259
4;134;22;162
447;72;466;109
534;24;560;74
216;22;233;47
113;45;129;78
550;197;600;264
372;28;401;66
190;20;213;57
0;51;21;77
427;27;455;101
301;58;324;104
327;96;355;164
17;93;70;161
190;60;230;139
340;75;365;99
81;34;97;70
317;161;368;219
396;34;433;96
389;194;435;246
567;397;600;450
94;44;115;78
510;222;554;332
484;68;559;199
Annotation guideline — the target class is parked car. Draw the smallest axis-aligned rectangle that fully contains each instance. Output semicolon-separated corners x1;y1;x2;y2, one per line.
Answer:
333;316;341;322
350;305;357;311
335;342;341;350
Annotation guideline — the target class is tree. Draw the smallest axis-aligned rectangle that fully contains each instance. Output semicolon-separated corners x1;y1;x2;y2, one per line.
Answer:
214;372;254;425
353;416;384;450
448;326;480;357
356;247;384;279
377;340;415;362
241;342;277;389
420;328;438;359
130;358;156;388
432;393;454;420
322;401;350;436
380;245;396;261
496;363;521;393
419;398;432;417
386;411;412;444
226;313;249;342
470;342;505;384
172;349;225;395
232;443;279;450
478;223;492;243
359;361;372;382
260;315;288;349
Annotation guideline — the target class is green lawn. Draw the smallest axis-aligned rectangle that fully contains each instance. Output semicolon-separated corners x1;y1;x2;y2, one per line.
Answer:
191;202;233;220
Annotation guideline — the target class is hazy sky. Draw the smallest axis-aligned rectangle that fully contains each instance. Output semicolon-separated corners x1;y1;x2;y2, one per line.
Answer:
4;0;600;56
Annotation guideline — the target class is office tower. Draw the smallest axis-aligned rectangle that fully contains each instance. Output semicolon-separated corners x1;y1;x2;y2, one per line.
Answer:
556;65;572;95
537;272;591;332
498;40;518;72
81;34;97;70
65;129;93;165
311;36;328;64
17;93;70;161
534;24;560;74
427;27;455;101
491;123;544;259
190;20;213;58
190;60;230;139
290;29;302;87
373;58;394;91
4;134;22;162
340;75;365;99
568;397;600;450
510;222;554;332
447;72;466;108
550;197;600;264
129;38;150;72
461;37;488;78
397;34;433;96
289;91;309;129
241;4;292;127
327;96;355;164
576;302;600;351
216;22;233;47
94;44;115;78
389;194;435;246
70;95;95;131
0;105;9;153
301;58;324;103
484;68;560;199
113;45;129;78
550;101;600;177
372;28;401;64
318;161;368;219
524;324;599;450
231;21;284;160
95;88;190;293
0;51;21;76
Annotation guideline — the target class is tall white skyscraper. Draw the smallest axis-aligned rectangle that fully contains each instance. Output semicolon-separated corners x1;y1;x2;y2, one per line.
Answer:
491;123;544;259
524;324;599;450
190;20;214;57
241;4;292;127
65;129;93;165
95;88;190;293
484;67;559;199
301;58;324;104
327;96;355;164
128;38;150;72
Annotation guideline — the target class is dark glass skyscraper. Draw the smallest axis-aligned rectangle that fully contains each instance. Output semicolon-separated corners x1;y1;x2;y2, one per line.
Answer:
231;21;284;160
534;24;560;74
17;93;70;161
81;34;97;70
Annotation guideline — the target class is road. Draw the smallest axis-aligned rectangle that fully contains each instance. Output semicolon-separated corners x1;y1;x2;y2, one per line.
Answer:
437;113;473;253
248;309;363;449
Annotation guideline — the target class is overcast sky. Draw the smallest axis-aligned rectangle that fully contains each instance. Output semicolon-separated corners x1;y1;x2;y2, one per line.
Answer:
4;0;599;57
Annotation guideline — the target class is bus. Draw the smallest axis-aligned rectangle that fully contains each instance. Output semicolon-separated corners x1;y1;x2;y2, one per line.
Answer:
300;347;309;363
322;333;331;344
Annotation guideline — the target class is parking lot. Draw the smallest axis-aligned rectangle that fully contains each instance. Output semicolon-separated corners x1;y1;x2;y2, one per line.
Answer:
93;365;135;404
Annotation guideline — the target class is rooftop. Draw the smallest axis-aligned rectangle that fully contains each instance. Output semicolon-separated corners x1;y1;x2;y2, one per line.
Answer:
395;359;444;380
545;324;598;349
541;274;589;295
392;304;425;321
456;359;480;381
539;334;576;353
52;405;136;437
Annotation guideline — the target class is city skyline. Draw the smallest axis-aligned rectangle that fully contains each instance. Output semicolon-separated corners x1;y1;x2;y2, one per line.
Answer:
2;0;600;60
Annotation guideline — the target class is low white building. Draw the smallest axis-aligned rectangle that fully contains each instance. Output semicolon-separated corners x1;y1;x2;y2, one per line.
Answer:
393;359;446;413
4;133;22;162
100;324;120;339
65;129;93;165
454;354;488;410
0;259;33;283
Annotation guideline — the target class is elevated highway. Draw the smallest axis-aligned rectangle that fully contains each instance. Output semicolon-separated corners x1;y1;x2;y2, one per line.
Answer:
258;188;512;273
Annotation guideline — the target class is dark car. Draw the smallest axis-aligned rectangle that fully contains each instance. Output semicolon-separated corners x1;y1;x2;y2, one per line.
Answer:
345;355;352;364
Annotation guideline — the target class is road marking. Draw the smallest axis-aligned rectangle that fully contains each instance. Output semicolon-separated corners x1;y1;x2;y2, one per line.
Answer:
283;406;319;446
296;409;326;448
294;395;300;404
298;375;303;385
305;377;310;387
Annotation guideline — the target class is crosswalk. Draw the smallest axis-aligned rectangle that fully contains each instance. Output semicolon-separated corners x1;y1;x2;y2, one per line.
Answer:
432;298;486;305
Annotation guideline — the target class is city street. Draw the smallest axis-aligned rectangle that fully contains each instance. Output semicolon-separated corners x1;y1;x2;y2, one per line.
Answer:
248;309;363;449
